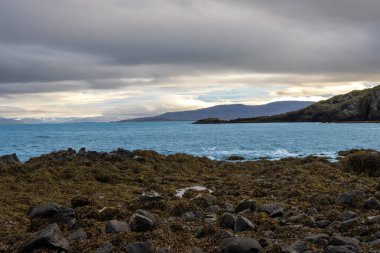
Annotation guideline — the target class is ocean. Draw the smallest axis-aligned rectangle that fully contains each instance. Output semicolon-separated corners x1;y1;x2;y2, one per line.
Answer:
1;122;380;161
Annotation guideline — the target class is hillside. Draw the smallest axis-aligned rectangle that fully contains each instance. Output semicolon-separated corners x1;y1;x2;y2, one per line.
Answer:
195;86;380;123
0;117;25;124
118;101;313;122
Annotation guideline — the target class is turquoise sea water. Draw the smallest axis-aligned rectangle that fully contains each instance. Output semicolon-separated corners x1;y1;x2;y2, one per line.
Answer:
0;122;380;161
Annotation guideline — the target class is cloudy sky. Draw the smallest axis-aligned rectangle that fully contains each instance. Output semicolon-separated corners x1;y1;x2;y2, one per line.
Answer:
0;0;379;119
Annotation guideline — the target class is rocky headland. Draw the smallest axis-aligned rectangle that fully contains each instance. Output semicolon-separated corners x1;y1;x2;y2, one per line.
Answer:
0;148;380;252
194;85;380;124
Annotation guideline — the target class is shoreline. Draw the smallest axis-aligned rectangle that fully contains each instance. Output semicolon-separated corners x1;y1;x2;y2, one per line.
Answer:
0;148;380;252
193;119;380;124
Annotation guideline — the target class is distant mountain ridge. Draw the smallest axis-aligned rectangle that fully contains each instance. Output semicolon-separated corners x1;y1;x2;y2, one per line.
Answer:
195;85;380;124
118;101;313;122
0;117;25;124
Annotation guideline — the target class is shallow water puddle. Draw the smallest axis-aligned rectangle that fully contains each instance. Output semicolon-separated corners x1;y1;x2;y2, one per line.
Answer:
175;186;213;198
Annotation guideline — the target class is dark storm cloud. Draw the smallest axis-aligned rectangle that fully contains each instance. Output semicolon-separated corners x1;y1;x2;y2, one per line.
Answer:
0;0;379;93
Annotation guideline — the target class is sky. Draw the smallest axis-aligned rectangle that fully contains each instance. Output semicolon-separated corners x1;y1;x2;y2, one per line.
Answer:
0;0;379;119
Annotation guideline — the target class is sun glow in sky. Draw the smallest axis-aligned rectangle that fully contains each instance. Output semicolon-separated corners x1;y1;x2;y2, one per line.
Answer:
0;0;380;119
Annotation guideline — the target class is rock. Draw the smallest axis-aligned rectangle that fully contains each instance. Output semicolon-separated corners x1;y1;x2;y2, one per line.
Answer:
221;237;263;253
235;199;257;213
341;211;357;221
313;238;329;247
367;231;380;242
257;203;284;216
105;220;130;233
68;229;87;240
95;243;114;253
357;226;371;236
363;197;380;210
365;215;380;224
29;203;76;228
0;153;21;164
329;235;362;253
227;155;245;161
20;223;69;253
130;213;154;232
258;238;270;248
324;245;356;253
194;226;205;238
336;191;365;207
109;148;133;160
269;208;284;218
315;219;331;228
135;209;155;220
368;239;380;246
289;239;308;252
305;234;329;242
181;212;196;221
340;218;359;231
234;216;255;232
220;213;236;229
287;214;305;223
139;192;163;204
124;241;153;253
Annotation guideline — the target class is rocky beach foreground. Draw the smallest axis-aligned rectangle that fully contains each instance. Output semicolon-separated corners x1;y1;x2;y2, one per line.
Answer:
0;149;380;253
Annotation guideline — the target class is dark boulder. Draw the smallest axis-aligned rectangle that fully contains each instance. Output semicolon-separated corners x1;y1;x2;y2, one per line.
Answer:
181;211;196;221
288;239;309;252
328;235;362;253
20;223;69;253
124;241;153;253
257;203;284;217
339;218;359;232
235;199;256;213
135;209;155;220
130;213;154;232
219;213;236;229
68;229;87;240
363;197;380;210
221;237;263;253
105;220;130;233
335;191;365;207
341;211;357;221
29;203;76;228
234;216;255;232
227;155;245;161
324;245;356;253
0;153;21;164
139;193;163;204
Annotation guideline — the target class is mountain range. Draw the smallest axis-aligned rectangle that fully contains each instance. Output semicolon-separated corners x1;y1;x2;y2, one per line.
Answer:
0;117;25;124
118;101;313;122
195;85;380;123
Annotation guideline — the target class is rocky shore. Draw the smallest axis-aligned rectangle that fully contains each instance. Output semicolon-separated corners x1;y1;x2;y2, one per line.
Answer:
0;148;380;252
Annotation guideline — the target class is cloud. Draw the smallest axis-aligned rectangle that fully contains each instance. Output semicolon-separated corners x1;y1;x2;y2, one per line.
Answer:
0;0;379;117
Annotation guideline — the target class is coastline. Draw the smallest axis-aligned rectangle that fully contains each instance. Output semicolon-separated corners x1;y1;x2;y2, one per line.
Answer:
1;148;380;252
193;119;380;124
